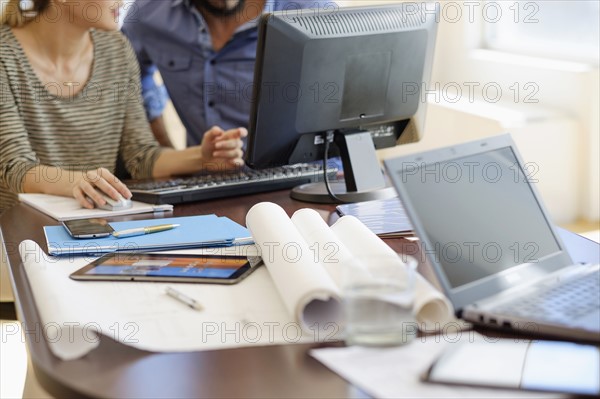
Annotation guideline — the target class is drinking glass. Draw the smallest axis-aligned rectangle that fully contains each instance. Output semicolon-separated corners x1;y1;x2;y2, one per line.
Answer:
342;254;418;346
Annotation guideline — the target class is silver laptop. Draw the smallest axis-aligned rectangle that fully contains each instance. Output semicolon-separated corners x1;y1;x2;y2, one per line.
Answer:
384;134;599;341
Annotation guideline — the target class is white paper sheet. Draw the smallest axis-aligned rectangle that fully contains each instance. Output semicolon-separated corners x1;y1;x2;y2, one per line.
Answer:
19;240;327;360
19;193;172;221
310;333;560;399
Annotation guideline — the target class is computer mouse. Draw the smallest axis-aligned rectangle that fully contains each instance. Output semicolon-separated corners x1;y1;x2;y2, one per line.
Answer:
96;192;133;211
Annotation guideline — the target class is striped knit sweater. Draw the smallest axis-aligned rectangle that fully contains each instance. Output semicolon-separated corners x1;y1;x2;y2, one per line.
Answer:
0;25;162;214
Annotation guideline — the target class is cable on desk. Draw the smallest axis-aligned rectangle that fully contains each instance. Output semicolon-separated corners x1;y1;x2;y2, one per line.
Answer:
323;137;347;204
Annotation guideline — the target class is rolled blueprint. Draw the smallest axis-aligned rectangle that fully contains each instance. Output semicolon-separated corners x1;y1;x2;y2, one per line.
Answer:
246;203;342;333
291;208;355;286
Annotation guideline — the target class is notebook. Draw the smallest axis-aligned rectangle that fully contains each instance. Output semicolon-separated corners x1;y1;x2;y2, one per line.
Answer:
335;198;413;237
19;193;172;221
44;215;252;256
384;133;599;342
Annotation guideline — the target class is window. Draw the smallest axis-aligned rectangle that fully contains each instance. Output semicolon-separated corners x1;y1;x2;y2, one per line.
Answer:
484;0;599;64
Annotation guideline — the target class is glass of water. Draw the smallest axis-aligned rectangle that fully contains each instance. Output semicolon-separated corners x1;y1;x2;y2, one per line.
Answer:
342;254;418;346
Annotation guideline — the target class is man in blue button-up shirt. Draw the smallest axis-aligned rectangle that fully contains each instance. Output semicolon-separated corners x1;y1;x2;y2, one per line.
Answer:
123;0;335;148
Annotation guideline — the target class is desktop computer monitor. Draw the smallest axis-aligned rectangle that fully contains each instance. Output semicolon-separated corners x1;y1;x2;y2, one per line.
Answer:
245;3;439;203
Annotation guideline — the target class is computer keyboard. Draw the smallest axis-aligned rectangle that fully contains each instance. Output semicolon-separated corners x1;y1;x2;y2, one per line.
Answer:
494;266;600;323
127;164;338;205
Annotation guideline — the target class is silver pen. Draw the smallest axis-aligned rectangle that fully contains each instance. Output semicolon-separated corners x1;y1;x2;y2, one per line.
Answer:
165;286;203;311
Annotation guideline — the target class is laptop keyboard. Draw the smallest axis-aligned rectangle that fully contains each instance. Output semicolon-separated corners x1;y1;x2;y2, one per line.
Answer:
494;268;600;323
127;164;338;205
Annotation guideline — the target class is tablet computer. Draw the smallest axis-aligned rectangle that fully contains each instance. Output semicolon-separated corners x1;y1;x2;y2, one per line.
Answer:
70;253;262;284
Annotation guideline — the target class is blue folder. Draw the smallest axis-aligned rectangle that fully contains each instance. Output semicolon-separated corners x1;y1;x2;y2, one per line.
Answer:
44;215;252;256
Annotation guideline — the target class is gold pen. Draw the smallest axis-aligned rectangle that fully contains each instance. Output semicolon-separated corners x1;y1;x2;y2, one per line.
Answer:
112;224;180;238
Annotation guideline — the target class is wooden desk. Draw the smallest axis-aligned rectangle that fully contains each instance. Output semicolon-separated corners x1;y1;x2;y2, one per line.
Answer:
3;190;597;398
1;190;422;398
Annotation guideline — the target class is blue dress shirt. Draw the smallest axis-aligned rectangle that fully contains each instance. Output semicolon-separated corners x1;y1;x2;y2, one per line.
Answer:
123;0;336;146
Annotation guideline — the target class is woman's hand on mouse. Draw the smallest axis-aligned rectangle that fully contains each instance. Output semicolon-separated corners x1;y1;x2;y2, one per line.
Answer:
70;168;132;209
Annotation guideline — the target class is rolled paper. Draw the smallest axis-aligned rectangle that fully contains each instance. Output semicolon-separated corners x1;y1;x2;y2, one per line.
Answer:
291;208;356;286
246;202;342;333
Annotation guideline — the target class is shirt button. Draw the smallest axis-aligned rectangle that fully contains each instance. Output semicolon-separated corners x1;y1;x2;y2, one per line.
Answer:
210;60;216;65
208;101;215;108
168;60;175;67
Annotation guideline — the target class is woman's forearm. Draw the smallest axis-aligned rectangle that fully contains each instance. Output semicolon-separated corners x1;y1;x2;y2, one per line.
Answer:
22;165;78;197
152;147;205;178
152;127;246;178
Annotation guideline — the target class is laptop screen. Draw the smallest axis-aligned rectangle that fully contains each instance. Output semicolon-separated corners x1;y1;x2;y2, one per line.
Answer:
399;146;561;288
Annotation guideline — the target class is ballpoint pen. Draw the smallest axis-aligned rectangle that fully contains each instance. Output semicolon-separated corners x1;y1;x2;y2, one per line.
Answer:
112;224;180;238
165;286;203;311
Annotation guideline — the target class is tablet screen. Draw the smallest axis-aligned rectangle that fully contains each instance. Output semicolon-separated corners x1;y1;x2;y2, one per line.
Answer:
71;253;256;283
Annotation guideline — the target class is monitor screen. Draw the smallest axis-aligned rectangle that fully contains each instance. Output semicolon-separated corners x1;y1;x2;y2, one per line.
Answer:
244;3;439;203
398;146;562;289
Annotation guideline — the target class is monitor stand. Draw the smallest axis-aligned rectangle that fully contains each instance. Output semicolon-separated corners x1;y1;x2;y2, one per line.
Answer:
290;131;398;204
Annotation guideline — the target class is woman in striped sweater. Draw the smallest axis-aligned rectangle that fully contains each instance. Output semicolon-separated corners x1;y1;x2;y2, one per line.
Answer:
0;0;247;214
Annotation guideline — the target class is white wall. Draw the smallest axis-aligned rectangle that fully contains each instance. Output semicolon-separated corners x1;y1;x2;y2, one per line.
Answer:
341;0;599;224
